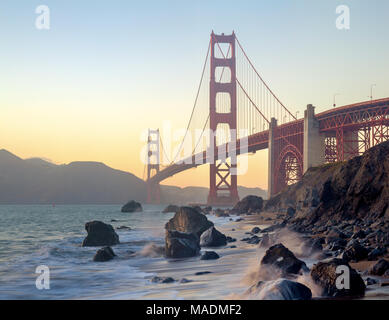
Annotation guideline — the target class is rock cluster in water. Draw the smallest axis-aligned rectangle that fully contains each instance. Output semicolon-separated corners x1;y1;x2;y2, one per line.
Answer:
121;200;142;213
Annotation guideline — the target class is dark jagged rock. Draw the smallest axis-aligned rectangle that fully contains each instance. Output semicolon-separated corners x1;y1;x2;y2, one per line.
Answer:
200;227;227;247
165;206;213;237
369;259;389;276
251;227;261;234
367;247;387;261
93;246;116;262
165;230;200;258
121;200;142;213
261;243;309;275
82;221;120;247
151;276;175;283
311;258;366;297
341;242;369;262
247;279;312;300
200;251;220;260
162;204;180;214
226;236;236;243
232;195;263;214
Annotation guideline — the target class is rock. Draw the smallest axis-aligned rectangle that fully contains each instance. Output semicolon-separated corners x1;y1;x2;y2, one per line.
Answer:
341;243;369;262
369;259;389;276
116;225;131;230
151;276;175;283
326;239;347;251
310;258;366;297
261;243;309;275
93;246;116;262
195;271;212;276
232;195;263;214
351;230;366;239
367;247;387;261
165;230;200;258
200;227;227;247
82;221;120;247
247;235;261;244
162;204;179;214
200;251;220;260
286;207;296;217
179;278;192;283
226;236;236;243
247;279;312;300
251;227;261;234
121;200;142;213
260;223;285;234
365;278;378;286
165;206;214;237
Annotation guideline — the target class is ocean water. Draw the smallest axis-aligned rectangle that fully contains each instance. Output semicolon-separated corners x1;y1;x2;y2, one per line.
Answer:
0;205;253;300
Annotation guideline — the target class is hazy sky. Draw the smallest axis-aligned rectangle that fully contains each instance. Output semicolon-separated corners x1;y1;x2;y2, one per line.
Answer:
1;0;388;189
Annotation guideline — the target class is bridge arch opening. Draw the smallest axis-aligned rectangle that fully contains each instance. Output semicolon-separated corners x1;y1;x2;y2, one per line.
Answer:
215;66;232;84
216;92;231;113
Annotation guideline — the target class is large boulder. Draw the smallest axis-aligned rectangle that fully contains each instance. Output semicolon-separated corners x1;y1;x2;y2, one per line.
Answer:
165;230;200;258
165;206;213;237
200;227;227;247
261;243;309;275
82;221;120;247
121;200;142;213
310;258;366;297
93;246;116;262
369;259;389;276
232;195;263;214
162;204;179;214
247;279;312;300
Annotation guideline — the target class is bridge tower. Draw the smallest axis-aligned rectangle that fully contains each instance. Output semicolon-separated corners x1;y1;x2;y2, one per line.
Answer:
146;129;161;204
207;32;239;206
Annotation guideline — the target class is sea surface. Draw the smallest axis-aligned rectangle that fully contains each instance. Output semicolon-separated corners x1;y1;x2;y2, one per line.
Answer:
0;205;258;299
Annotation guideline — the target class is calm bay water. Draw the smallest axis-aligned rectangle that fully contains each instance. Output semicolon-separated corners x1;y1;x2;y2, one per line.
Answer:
0;205;249;300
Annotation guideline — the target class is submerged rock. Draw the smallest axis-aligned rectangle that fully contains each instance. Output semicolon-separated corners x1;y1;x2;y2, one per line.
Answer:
162;204;180;214
165;230;200;258
165;206;213;237
232;195;263;214
200;251;220;260
247;279;312;300
93;246;116;262
261;243;309;275
251;227;261;234
310;258;365;297
121;200;142;213
151;276;175;283
82;221;120;247
200;227;227;247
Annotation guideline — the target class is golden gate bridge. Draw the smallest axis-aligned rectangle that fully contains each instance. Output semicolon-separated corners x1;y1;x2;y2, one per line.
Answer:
144;32;389;205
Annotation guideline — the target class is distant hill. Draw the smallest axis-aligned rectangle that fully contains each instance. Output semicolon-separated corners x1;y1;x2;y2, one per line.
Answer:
0;149;267;204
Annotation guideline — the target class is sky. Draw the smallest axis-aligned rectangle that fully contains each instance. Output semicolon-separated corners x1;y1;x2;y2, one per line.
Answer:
0;0;388;190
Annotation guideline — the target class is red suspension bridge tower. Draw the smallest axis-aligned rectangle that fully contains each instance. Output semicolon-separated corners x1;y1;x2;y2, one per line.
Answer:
207;32;239;206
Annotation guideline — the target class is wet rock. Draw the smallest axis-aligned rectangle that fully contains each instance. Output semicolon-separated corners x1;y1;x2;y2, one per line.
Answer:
200;251;220;260
116;225;131;230
365;277;378;286
232;195;263;214
247;279;312;300
200;227;227;247
151;276;175;283
121;200;142;213
82;221;120;247
247;235;261;244
162;204;179;214
261;243;309;275
286;207;296;217
93;246;116;262
326;238;347;251
226;236;236;243
179;278;192;283
367;247;387;261
310;258;366;297
195;271;212;276
351;230;366;240
165;230;200;258
260;223;285;234
251;227;261;234
341;242;369;262
369;259;389;276
165;206;214;237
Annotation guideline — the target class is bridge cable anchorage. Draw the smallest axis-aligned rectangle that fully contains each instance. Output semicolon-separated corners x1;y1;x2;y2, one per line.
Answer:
169;39;211;165
235;36;297;121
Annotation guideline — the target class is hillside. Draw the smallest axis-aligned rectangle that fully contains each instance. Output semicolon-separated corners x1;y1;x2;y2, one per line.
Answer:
0;149;266;205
